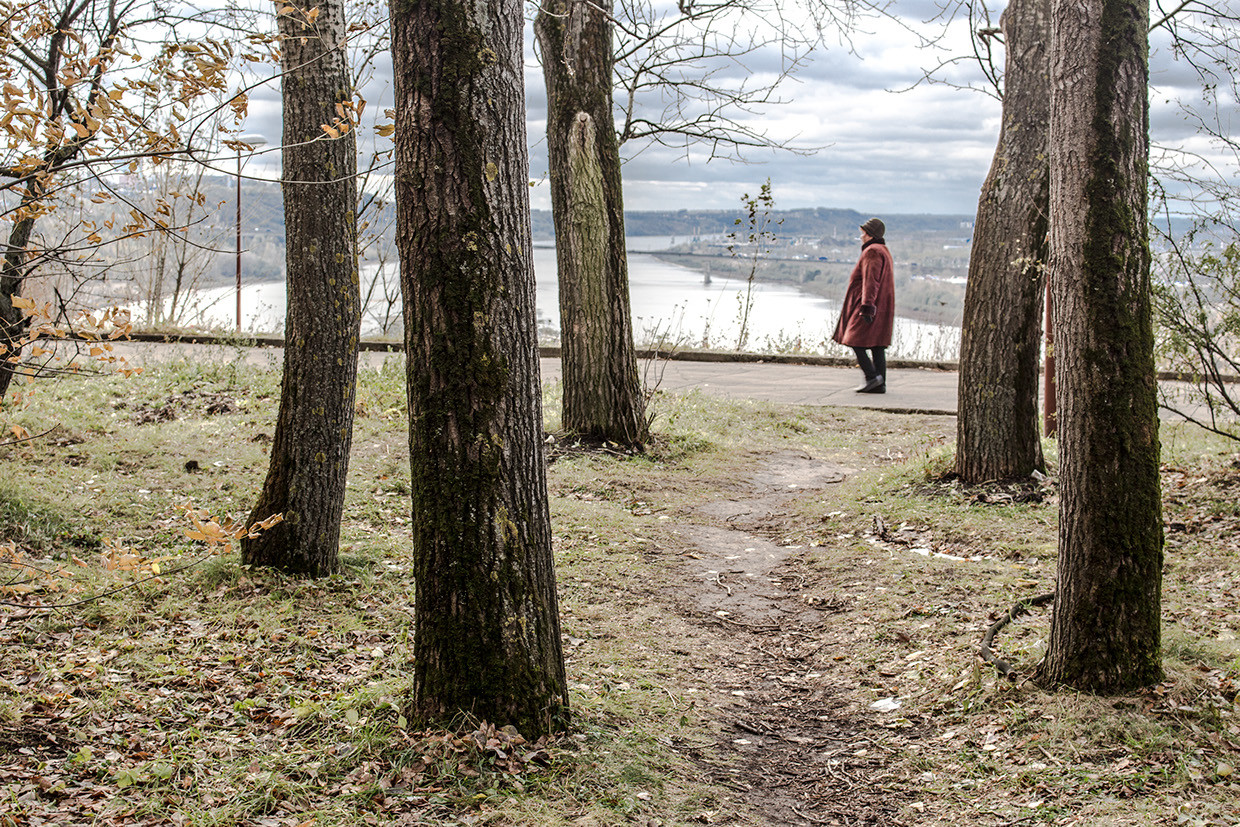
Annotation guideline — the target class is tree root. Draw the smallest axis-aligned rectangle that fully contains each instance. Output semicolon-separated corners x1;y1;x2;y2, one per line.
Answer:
978;592;1055;681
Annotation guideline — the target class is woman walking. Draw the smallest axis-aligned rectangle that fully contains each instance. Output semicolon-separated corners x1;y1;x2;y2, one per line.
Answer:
833;217;895;393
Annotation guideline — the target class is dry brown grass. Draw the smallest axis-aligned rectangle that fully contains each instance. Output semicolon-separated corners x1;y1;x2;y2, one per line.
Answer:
0;360;1236;826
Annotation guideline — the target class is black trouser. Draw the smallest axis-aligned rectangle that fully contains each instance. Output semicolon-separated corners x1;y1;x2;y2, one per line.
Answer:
852;346;886;381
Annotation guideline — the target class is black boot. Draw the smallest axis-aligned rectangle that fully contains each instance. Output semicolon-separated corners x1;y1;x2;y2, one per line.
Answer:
856;374;884;393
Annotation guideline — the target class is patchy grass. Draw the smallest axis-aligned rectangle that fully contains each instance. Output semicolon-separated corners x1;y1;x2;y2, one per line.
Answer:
1;357;1238;826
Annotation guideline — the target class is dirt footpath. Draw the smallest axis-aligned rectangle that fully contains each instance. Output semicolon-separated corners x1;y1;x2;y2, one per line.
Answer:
662;452;913;826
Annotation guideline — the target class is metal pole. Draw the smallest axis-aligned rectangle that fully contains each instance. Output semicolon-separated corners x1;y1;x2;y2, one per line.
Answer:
235;149;242;332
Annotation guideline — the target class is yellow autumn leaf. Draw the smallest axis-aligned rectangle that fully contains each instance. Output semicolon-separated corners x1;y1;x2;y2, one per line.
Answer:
258;513;285;529
322;123;339;138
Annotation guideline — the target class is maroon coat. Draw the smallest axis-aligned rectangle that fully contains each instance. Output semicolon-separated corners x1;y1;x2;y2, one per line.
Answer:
832;241;895;348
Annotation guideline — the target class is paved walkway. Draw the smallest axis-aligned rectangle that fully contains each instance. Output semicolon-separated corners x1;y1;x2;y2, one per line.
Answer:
110;340;959;414
108;339;1214;421
546;358;960;415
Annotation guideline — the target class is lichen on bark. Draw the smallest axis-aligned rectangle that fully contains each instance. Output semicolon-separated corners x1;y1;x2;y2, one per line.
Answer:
535;0;649;448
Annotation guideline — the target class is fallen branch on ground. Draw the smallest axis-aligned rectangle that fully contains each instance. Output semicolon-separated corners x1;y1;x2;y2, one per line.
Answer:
979;592;1055;681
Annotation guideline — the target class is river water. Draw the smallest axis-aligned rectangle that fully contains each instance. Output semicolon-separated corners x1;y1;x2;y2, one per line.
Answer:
163;237;960;361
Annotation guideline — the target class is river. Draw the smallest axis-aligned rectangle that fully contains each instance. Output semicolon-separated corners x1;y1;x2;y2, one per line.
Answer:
161;237;961;361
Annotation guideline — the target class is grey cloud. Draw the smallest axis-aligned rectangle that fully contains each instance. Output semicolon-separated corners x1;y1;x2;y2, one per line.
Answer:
240;3;1237;219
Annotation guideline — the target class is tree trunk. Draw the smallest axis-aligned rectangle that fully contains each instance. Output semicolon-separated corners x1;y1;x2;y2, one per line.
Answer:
535;0;649;448
955;0;1049;483
0;0;119;405
391;0;569;737
0;210;37;401
242;0;360;576
1039;0;1163;691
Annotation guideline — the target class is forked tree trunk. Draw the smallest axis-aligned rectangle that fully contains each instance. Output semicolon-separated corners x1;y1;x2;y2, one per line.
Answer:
535;0;649;448
1039;0;1163;691
955;0;1050;483
242;0;360;576
391;0;569;737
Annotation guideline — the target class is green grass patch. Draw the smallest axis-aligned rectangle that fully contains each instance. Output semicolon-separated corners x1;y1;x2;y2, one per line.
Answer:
1;360;1239;825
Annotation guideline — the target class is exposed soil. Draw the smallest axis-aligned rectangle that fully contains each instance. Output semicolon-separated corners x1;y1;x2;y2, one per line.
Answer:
660;451;910;826
123;389;242;424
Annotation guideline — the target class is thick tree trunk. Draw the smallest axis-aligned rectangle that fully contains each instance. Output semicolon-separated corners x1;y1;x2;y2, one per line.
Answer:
955;0;1050;483
1039;0;1163;691
242;0;360;576
535;0;649;448
391;0;569;736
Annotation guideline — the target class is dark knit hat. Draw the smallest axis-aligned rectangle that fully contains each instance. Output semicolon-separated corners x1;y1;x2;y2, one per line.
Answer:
860;217;885;239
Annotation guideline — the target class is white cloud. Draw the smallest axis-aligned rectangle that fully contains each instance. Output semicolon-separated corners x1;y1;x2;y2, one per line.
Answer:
234;2;1238;217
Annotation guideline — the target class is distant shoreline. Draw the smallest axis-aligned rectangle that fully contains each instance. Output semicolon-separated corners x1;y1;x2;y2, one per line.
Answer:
647;253;964;330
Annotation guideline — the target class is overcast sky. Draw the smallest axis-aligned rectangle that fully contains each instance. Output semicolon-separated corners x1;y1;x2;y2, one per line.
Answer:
238;1;1237;218
559;1;1005;215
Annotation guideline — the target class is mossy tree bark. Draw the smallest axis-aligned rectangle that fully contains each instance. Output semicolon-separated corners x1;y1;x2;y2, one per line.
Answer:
535;0;649;448
955;0;1049;483
242;0;360;576
391;0;569;736
1038;0;1163;691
